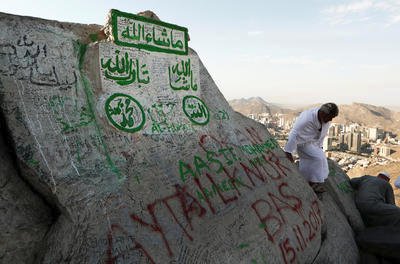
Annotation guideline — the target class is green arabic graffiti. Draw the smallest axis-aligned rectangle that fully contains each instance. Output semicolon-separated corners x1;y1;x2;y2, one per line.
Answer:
101;49;150;86
105;93;145;133
182;95;209;125
120;23;184;50
168;58;198;91
111;9;188;55
48;95;94;133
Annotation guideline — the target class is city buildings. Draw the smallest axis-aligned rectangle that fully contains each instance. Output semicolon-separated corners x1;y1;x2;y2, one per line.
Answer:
247;111;400;172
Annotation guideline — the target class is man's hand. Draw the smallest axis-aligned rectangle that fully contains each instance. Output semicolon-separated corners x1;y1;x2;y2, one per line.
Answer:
285;152;294;163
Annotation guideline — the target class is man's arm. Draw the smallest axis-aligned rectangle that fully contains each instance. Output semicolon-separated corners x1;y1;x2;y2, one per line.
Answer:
284;112;309;154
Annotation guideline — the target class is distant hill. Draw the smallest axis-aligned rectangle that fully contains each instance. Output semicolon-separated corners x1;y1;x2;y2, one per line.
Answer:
229;99;400;135
334;103;400;134
228;97;293;116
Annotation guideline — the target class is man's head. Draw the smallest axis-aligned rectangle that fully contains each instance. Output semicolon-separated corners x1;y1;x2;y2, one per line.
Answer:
318;103;339;123
377;171;391;182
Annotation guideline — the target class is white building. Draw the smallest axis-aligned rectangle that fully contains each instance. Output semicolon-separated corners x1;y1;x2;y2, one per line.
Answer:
369;127;378;141
379;145;391;157
323;137;334;151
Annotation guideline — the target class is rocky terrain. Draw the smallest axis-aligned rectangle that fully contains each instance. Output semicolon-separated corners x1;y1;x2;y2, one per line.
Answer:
0;10;397;264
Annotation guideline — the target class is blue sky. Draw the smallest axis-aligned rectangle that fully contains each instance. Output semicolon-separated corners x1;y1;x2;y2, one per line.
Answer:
2;0;400;107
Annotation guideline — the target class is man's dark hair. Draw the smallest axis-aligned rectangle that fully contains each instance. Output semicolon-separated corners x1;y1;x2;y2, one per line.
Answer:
320;103;339;117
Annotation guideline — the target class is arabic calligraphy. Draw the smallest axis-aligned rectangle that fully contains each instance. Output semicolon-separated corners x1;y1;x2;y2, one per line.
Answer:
111;9;188;55
101;49;150;86
121;23;184;50
168;58;198;91
30;66;77;87
0;35;77;89
182;95;209;125
105;93;145;133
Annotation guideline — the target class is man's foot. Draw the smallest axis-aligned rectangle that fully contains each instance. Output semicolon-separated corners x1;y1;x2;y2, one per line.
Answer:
309;182;326;200
309;182;326;194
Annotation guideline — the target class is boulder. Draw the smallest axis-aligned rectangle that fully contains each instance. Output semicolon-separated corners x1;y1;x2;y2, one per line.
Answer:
325;159;365;232
0;9;363;263
313;194;359;263
0;121;53;263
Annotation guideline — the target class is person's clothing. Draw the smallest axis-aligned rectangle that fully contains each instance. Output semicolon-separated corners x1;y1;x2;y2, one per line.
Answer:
284;107;330;183
350;175;400;227
297;143;328;183
395;177;400;189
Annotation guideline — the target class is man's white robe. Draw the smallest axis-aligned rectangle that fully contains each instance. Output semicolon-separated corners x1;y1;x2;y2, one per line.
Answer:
284;107;330;183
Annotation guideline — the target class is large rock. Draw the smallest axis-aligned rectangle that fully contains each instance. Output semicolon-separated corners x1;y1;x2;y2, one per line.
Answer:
313;194;359;263
325;159;365;232
0;10;361;263
0;121;53;263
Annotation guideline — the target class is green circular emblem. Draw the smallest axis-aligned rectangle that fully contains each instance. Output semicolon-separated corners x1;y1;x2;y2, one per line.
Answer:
105;93;145;133
182;95;210;125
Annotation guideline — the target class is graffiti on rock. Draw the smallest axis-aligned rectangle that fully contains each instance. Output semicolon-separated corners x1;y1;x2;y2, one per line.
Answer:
111;9;188;55
105;93;145;133
48;95;94;133
182;95;209;125
213;109;229;121
168;58;198;91
147;100;194;134
0;35;77;90
104;127;317;264
178;135;281;183
30;65;77;87
99;42;203;135
0;14;327;264
100;49;150;86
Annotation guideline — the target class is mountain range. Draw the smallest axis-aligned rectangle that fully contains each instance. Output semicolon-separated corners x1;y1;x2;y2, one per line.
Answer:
228;97;293;116
228;97;400;135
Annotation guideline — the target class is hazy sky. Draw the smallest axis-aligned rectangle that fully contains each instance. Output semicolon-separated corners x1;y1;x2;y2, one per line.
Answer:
2;0;400;107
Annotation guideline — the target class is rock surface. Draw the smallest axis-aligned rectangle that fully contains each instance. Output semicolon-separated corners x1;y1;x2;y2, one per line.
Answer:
0;10;364;264
0;121;53;263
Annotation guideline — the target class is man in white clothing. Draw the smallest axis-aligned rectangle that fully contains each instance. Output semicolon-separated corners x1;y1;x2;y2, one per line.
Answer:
284;103;339;193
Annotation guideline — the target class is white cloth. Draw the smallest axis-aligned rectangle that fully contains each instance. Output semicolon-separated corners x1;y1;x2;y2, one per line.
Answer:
297;143;328;183
284;107;330;153
284;107;330;183
395;177;400;189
